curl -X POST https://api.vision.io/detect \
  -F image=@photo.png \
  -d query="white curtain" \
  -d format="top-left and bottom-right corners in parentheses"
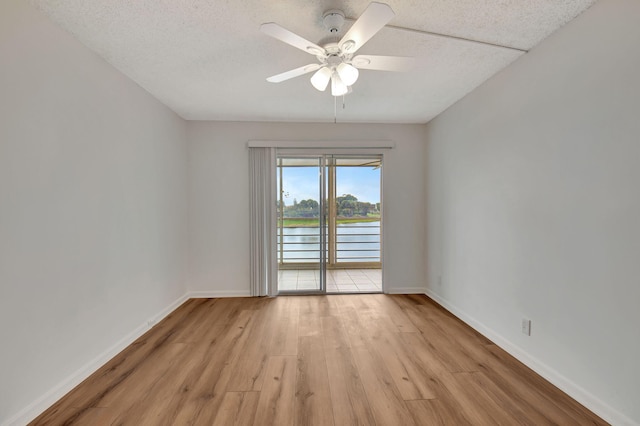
top-left (249, 147), bottom-right (277, 297)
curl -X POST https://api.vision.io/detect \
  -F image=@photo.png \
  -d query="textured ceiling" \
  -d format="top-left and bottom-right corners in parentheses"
top-left (30, 0), bottom-right (596, 123)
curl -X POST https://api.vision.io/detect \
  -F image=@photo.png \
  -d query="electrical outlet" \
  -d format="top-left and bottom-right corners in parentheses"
top-left (521, 319), bottom-right (531, 336)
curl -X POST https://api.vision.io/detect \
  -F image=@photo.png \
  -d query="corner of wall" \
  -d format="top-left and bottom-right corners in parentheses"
top-left (423, 289), bottom-right (639, 426)
top-left (2, 294), bottom-right (189, 426)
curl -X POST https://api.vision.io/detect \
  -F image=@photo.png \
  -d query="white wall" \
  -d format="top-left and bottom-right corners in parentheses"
top-left (188, 121), bottom-right (426, 295)
top-left (424, 0), bottom-right (640, 424)
top-left (0, 1), bottom-right (188, 423)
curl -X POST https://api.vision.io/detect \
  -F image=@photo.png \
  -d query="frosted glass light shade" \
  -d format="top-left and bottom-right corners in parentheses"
top-left (336, 63), bottom-right (359, 86)
top-left (331, 73), bottom-right (348, 96)
top-left (310, 67), bottom-right (332, 91)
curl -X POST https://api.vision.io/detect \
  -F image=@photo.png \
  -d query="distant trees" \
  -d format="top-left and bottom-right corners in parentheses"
top-left (336, 194), bottom-right (357, 217)
top-left (283, 194), bottom-right (378, 218)
top-left (297, 199), bottom-right (319, 216)
top-left (283, 198), bottom-right (319, 217)
top-left (336, 194), bottom-right (375, 217)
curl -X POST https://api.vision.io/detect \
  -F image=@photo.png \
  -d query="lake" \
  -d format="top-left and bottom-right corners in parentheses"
top-left (277, 221), bottom-right (380, 263)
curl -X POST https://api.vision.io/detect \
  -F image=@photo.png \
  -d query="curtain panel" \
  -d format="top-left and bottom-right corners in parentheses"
top-left (248, 147), bottom-right (277, 297)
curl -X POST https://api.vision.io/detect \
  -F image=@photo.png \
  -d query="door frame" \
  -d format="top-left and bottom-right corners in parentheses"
top-left (275, 151), bottom-right (384, 294)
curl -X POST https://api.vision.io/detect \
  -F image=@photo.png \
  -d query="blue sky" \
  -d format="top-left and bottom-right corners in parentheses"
top-left (280, 166), bottom-right (380, 205)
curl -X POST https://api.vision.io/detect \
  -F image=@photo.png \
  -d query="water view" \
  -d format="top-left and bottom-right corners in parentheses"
top-left (277, 156), bottom-right (382, 266)
top-left (277, 221), bottom-right (381, 263)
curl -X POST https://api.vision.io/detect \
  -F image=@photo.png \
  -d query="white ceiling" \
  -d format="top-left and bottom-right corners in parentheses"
top-left (30, 0), bottom-right (596, 123)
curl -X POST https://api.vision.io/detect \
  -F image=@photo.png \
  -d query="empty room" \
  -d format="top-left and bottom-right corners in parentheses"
top-left (1, 0), bottom-right (639, 425)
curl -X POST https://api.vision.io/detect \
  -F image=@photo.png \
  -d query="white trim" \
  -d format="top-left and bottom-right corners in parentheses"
top-left (186, 290), bottom-right (252, 298)
top-left (424, 289), bottom-right (638, 426)
top-left (4, 293), bottom-right (189, 426)
top-left (248, 140), bottom-right (395, 149)
top-left (386, 286), bottom-right (428, 294)
top-left (278, 148), bottom-right (388, 156)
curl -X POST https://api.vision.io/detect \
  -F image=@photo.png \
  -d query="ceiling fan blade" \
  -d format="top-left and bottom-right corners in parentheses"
top-left (266, 64), bottom-right (322, 83)
top-left (261, 23), bottom-right (326, 56)
top-left (352, 55), bottom-right (414, 72)
top-left (339, 2), bottom-right (395, 54)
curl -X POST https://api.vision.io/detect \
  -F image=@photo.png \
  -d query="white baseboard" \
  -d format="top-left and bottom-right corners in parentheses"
top-left (386, 286), bottom-right (427, 294)
top-left (186, 289), bottom-right (251, 298)
top-left (424, 289), bottom-right (638, 426)
top-left (3, 293), bottom-right (189, 426)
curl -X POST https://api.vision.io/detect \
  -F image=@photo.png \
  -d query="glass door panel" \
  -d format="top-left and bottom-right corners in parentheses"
top-left (333, 157), bottom-right (382, 267)
top-left (326, 156), bottom-right (382, 293)
top-left (277, 156), bottom-right (326, 293)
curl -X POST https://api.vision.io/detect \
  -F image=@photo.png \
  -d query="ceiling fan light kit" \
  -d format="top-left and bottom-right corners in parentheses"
top-left (260, 2), bottom-right (414, 99)
top-left (310, 67), bottom-right (332, 91)
top-left (331, 72), bottom-right (348, 97)
top-left (336, 63), bottom-right (359, 86)
top-left (310, 56), bottom-right (359, 96)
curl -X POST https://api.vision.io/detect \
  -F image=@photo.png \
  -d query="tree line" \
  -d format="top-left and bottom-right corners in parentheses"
top-left (280, 194), bottom-right (380, 218)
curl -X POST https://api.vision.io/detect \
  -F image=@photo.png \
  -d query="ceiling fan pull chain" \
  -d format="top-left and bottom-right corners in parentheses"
top-left (342, 95), bottom-right (346, 109)
top-left (334, 95), bottom-right (337, 123)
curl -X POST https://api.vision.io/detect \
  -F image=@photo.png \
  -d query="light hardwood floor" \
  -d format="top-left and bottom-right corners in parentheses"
top-left (31, 295), bottom-right (607, 425)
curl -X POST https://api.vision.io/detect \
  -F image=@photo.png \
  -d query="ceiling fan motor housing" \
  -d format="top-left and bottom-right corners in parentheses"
top-left (323, 10), bottom-right (345, 33)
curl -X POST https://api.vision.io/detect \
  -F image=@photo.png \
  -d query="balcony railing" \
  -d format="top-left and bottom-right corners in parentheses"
top-left (277, 221), bottom-right (380, 265)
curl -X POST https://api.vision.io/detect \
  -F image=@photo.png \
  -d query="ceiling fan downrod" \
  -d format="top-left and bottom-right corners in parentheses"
top-left (323, 9), bottom-right (345, 33)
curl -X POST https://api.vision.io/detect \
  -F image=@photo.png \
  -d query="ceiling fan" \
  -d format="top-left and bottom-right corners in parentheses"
top-left (260, 2), bottom-right (414, 97)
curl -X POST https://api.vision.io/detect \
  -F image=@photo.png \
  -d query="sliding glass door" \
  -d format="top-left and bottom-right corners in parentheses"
top-left (277, 155), bottom-right (382, 294)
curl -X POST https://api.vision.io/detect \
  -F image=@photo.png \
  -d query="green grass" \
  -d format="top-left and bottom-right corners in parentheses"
top-left (334, 217), bottom-right (380, 224)
top-left (282, 218), bottom-right (319, 227)
top-left (281, 216), bottom-right (380, 227)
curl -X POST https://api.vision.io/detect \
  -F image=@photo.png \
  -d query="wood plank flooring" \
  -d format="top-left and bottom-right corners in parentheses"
top-left (31, 295), bottom-right (607, 425)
